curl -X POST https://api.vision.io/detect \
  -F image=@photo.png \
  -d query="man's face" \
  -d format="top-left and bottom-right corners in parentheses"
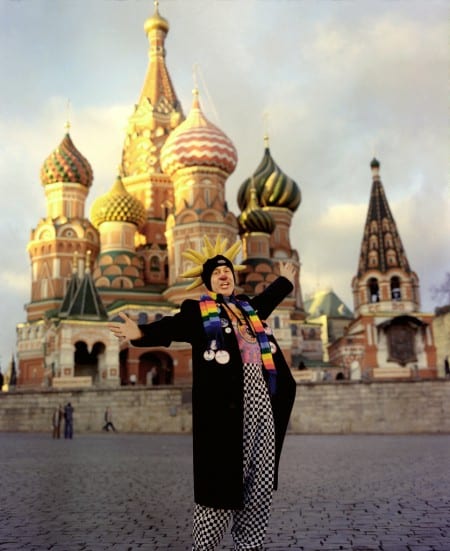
top-left (210, 265), bottom-right (235, 296)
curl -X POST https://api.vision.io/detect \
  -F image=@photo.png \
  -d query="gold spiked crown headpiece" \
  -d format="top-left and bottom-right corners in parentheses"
top-left (180, 235), bottom-right (246, 290)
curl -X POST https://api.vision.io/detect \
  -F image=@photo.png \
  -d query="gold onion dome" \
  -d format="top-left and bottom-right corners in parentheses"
top-left (160, 89), bottom-right (238, 177)
top-left (238, 183), bottom-right (275, 234)
top-left (237, 144), bottom-right (301, 212)
top-left (90, 176), bottom-right (146, 229)
top-left (40, 133), bottom-right (93, 187)
top-left (144, 1), bottom-right (169, 34)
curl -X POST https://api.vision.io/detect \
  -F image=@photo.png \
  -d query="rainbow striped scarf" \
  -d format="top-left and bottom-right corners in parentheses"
top-left (199, 292), bottom-right (277, 396)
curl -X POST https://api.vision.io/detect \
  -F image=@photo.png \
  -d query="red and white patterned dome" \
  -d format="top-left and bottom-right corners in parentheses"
top-left (160, 90), bottom-right (238, 176)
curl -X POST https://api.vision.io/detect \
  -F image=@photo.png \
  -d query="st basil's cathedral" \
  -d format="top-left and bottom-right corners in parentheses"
top-left (14, 3), bottom-right (437, 389)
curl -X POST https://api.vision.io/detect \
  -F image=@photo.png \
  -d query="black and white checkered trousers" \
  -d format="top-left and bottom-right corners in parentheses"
top-left (192, 362), bottom-right (275, 550)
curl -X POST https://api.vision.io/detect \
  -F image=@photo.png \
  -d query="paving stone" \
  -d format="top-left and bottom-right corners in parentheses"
top-left (0, 433), bottom-right (449, 550)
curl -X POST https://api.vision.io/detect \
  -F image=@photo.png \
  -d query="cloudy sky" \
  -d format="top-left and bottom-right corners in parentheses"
top-left (0, 0), bottom-right (448, 371)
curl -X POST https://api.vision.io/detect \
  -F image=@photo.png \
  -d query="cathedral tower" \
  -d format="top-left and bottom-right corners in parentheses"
top-left (120, 1), bottom-right (184, 283)
top-left (237, 135), bottom-right (303, 311)
top-left (329, 158), bottom-right (436, 380)
top-left (352, 158), bottom-right (420, 316)
top-left (160, 89), bottom-right (239, 304)
top-left (26, 128), bottom-right (99, 322)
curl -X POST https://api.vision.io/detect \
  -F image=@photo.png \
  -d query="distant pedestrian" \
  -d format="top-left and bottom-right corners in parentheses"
top-left (445, 356), bottom-right (450, 379)
top-left (52, 404), bottom-right (63, 439)
top-left (64, 402), bottom-right (74, 439)
top-left (102, 407), bottom-right (117, 432)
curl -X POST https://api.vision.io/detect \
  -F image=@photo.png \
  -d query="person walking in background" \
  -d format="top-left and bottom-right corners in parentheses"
top-left (52, 404), bottom-right (63, 439)
top-left (444, 356), bottom-right (450, 379)
top-left (102, 406), bottom-right (117, 432)
top-left (109, 235), bottom-right (297, 551)
top-left (64, 402), bottom-right (74, 439)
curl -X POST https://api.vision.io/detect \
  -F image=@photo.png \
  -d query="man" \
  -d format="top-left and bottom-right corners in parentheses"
top-left (109, 236), bottom-right (296, 550)
top-left (64, 402), bottom-right (74, 439)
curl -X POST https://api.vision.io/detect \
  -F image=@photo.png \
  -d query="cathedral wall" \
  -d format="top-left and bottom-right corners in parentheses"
top-left (1, 380), bottom-right (449, 434)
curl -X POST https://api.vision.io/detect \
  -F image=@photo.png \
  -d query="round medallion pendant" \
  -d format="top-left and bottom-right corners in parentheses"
top-left (215, 350), bottom-right (230, 364)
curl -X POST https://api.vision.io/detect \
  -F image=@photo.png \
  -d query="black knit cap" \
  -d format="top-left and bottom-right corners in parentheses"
top-left (201, 255), bottom-right (235, 291)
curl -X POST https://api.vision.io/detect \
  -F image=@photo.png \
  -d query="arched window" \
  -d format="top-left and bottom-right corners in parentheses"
top-left (367, 277), bottom-right (379, 303)
top-left (150, 256), bottom-right (160, 272)
top-left (390, 276), bottom-right (401, 300)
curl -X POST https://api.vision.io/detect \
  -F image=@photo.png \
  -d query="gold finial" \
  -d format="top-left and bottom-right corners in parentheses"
top-left (263, 112), bottom-right (270, 148)
top-left (192, 67), bottom-right (200, 108)
top-left (64, 99), bottom-right (71, 132)
top-left (72, 251), bottom-right (79, 274)
top-left (193, 63), bottom-right (199, 92)
top-left (248, 177), bottom-right (259, 210)
top-left (85, 250), bottom-right (92, 273)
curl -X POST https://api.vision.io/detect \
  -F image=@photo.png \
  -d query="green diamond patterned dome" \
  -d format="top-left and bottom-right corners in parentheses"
top-left (40, 133), bottom-right (93, 187)
top-left (90, 176), bottom-right (146, 229)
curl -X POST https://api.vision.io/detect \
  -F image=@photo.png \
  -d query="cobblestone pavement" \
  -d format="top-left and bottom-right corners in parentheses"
top-left (0, 432), bottom-right (448, 551)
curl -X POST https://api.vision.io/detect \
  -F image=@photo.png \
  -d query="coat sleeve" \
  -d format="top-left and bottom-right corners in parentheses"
top-left (246, 276), bottom-right (293, 320)
top-left (130, 299), bottom-right (201, 348)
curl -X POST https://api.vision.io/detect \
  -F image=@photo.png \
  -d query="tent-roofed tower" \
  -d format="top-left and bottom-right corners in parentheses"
top-left (329, 158), bottom-right (436, 381)
top-left (120, 0), bottom-right (184, 285)
top-left (352, 158), bottom-right (420, 315)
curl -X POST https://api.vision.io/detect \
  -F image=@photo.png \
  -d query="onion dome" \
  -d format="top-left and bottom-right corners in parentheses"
top-left (371, 157), bottom-right (380, 170)
top-left (237, 139), bottom-right (301, 212)
top-left (238, 181), bottom-right (275, 234)
top-left (160, 89), bottom-right (238, 176)
top-left (40, 132), bottom-right (93, 187)
top-left (144, 1), bottom-right (169, 34)
top-left (260, 166), bottom-right (301, 211)
top-left (90, 176), bottom-right (146, 229)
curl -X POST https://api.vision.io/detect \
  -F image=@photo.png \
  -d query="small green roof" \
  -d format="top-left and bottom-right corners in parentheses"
top-left (304, 289), bottom-right (353, 319)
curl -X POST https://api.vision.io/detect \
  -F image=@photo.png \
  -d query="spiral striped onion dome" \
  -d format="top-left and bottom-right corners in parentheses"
top-left (238, 184), bottom-right (275, 234)
top-left (237, 141), bottom-right (301, 212)
top-left (40, 132), bottom-right (93, 187)
top-left (90, 176), bottom-right (146, 229)
top-left (160, 89), bottom-right (238, 176)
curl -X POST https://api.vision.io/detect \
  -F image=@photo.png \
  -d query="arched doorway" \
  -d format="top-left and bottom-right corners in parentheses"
top-left (74, 341), bottom-right (105, 384)
top-left (119, 348), bottom-right (129, 385)
top-left (138, 351), bottom-right (174, 385)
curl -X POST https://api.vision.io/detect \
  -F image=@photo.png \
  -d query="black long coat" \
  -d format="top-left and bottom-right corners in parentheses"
top-left (132, 276), bottom-right (296, 509)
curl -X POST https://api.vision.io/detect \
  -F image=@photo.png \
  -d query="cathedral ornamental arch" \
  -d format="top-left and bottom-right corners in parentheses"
top-left (377, 316), bottom-right (425, 367)
top-left (73, 340), bottom-right (106, 383)
top-left (150, 255), bottom-right (160, 272)
top-left (138, 351), bottom-right (174, 385)
top-left (36, 227), bottom-right (55, 241)
top-left (200, 210), bottom-right (222, 223)
top-left (367, 277), bottom-right (380, 303)
top-left (177, 211), bottom-right (198, 224)
top-left (115, 254), bottom-right (132, 266)
top-left (390, 275), bottom-right (402, 300)
top-left (111, 277), bottom-right (133, 289)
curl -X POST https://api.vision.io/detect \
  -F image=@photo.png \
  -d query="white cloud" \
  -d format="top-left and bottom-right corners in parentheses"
top-left (0, 0), bottom-right (448, 366)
